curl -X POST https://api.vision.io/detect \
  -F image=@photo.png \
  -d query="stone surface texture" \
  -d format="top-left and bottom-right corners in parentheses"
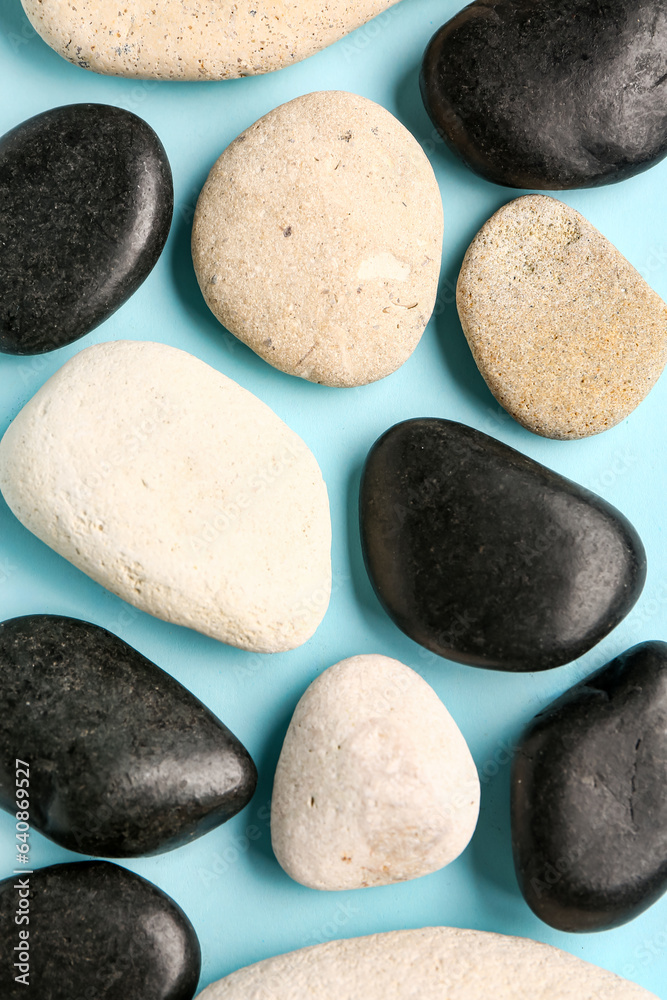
top-left (420, 0), bottom-right (667, 189)
top-left (0, 104), bottom-right (172, 355)
top-left (457, 196), bottom-right (667, 439)
top-left (196, 927), bottom-right (657, 999)
top-left (512, 641), bottom-right (667, 932)
top-left (271, 654), bottom-right (479, 889)
top-left (192, 91), bottom-right (443, 387)
top-left (360, 419), bottom-right (646, 671)
top-left (21, 0), bottom-right (401, 79)
top-left (0, 341), bottom-right (331, 652)
top-left (0, 861), bottom-right (201, 1000)
top-left (0, 615), bottom-right (257, 857)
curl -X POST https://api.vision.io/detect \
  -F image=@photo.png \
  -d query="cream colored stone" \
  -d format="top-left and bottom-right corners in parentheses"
top-left (196, 927), bottom-right (657, 999)
top-left (457, 194), bottom-right (667, 439)
top-left (192, 92), bottom-right (443, 387)
top-left (20, 0), bottom-right (401, 79)
top-left (271, 655), bottom-right (479, 890)
top-left (0, 340), bottom-right (331, 653)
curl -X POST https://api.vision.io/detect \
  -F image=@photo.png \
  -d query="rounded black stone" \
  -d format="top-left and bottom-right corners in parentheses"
top-left (0, 615), bottom-right (257, 856)
top-left (511, 642), bottom-right (667, 931)
top-left (420, 0), bottom-right (667, 190)
top-left (359, 419), bottom-right (646, 671)
top-left (0, 104), bottom-right (173, 355)
top-left (0, 860), bottom-right (201, 999)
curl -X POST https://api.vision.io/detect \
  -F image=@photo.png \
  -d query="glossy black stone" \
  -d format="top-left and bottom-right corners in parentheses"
top-left (359, 419), bottom-right (646, 671)
top-left (0, 104), bottom-right (173, 355)
top-left (0, 860), bottom-right (200, 999)
top-left (512, 642), bottom-right (667, 931)
top-left (0, 615), bottom-right (257, 856)
top-left (420, 0), bottom-right (667, 190)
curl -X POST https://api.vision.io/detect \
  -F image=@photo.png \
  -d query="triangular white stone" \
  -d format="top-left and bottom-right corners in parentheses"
top-left (271, 654), bottom-right (480, 889)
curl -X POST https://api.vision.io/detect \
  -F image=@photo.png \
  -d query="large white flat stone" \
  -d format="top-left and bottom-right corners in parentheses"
top-left (20, 1), bottom-right (402, 80)
top-left (196, 927), bottom-right (656, 999)
top-left (0, 340), bottom-right (331, 652)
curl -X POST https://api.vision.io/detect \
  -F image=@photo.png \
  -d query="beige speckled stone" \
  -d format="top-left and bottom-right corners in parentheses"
top-left (457, 195), bottom-right (667, 439)
top-left (196, 927), bottom-right (658, 1000)
top-left (0, 340), bottom-right (331, 653)
top-left (20, 0), bottom-right (401, 79)
top-left (271, 655), bottom-right (479, 890)
top-left (192, 92), bottom-right (444, 387)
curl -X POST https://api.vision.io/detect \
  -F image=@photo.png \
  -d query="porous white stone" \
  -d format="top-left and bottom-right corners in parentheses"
top-left (20, 0), bottom-right (402, 80)
top-left (457, 195), bottom-right (667, 439)
top-left (196, 927), bottom-right (656, 1000)
top-left (271, 655), bottom-right (480, 889)
top-left (192, 92), bottom-right (443, 388)
top-left (0, 340), bottom-right (331, 653)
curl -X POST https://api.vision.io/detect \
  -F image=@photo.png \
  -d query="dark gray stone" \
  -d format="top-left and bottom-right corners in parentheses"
top-left (420, 0), bottom-right (667, 189)
top-left (0, 615), bottom-right (257, 856)
top-left (0, 860), bottom-right (200, 999)
top-left (359, 419), bottom-right (646, 671)
top-left (512, 641), bottom-right (667, 931)
top-left (0, 104), bottom-right (173, 355)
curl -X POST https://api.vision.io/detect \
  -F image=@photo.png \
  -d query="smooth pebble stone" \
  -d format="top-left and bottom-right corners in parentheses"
top-left (0, 341), bottom-right (331, 652)
top-left (271, 654), bottom-right (479, 890)
top-left (0, 104), bottom-right (172, 355)
top-left (192, 91), bottom-right (443, 387)
top-left (196, 926), bottom-right (656, 999)
top-left (21, 0), bottom-right (399, 79)
top-left (512, 641), bottom-right (667, 932)
top-left (0, 614), bottom-right (257, 857)
top-left (420, 0), bottom-right (667, 189)
top-left (360, 419), bottom-right (646, 672)
top-left (0, 860), bottom-right (200, 1000)
top-left (456, 196), bottom-right (667, 440)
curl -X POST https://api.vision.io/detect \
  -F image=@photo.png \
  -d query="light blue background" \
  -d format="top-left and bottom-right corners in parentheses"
top-left (1, 1), bottom-right (666, 994)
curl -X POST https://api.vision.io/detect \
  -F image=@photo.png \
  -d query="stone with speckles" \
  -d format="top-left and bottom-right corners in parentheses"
top-left (0, 861), bottom-right (201, 1000)
top-left (0, 614), bottom-right (257, 857)
top-left (456, 196), bottom-right (667, 439)
top-left (512, 641), bottom-right (667, 932)
top-left (271, 654), bottom-right (479, 890)
top-left (0, 104), bottom-right (172, 355)
top-left (192, 91), bottom-right (443, 388)
top-left (21, 0), bottom-right (402, 80)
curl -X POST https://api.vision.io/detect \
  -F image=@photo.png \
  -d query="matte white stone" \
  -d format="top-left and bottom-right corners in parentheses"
top-left (192, 92), bottom-right (443, 388)
top-left (21, 0), bottom-right (401, 80)
top-left (271, 655), bottom-right (480, 889)
top-left (196, 927), bottom-right (656, 1000)
top-left (0, 341), bottom-right (331, 653)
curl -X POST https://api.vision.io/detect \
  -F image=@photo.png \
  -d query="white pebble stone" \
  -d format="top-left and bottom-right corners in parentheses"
top-left (196, 926), bottom-right (657, 1000)
top-left (192, 92), bottom-right (443, 388)
top-left (21, 0), bottom-right (401, 80)
top-left (0, 340), bottom-right (331, 653)
top-left (271, 654), bottom-right (480, 889)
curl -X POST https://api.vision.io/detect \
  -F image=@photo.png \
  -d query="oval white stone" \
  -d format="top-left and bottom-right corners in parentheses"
top-left (20, 0), bottom-right (401, 80)
top-left (271, 655), bottom-right (480, 889)
top-left (0, 341), bottom-right (331, 653)
top-left (196, 927), bottom-right (656, 999)
top-left (192, 92), bottom-right (444, 388)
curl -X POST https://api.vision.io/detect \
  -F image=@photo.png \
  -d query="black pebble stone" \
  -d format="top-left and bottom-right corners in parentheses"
top-left (0, 103), bottom-right (173, 355)
top-left (420, 0), bottom-right (667, 190)
top-left (0, 615), bottom-right (257, 857)
top-left (0, 860), bottom-right (201, 1000)
top-left (511, 642), bottom-right (667, 931)
top-left (359, 419), bottom-right (646, 672)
